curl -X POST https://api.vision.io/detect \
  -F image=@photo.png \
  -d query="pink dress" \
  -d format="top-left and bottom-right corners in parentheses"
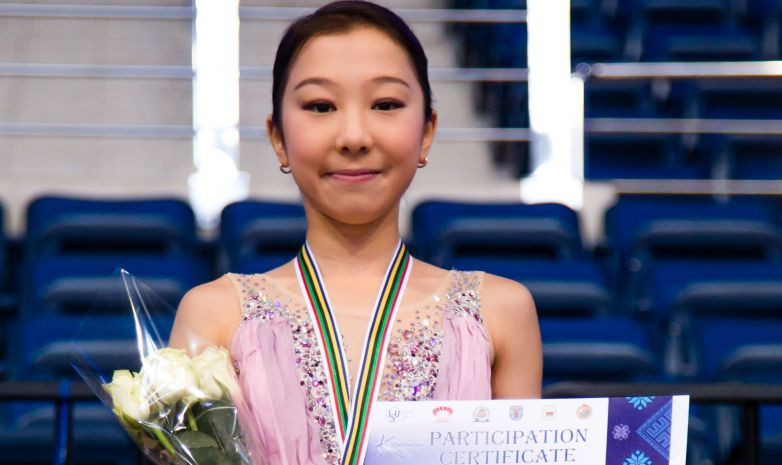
top-left (226, 269), bottom-right (492, 465)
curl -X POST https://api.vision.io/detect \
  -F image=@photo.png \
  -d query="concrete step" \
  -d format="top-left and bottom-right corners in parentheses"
top-left (0, 76), bottom-right (191, 124)
top-left (0, 16), bottom-right (190, 65)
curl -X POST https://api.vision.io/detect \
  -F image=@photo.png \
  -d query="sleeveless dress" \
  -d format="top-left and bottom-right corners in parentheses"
top-left (226, 269), bottom-right (492, 465)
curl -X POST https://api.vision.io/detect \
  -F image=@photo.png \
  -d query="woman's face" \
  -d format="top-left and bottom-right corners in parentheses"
top-left (268, 26), bottom-right (437, 226)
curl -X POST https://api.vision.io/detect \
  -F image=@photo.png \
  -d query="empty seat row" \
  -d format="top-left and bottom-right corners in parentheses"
top-left (2, 194), bottom-right (782, 318)
top-left (451, 0), bottom-right (782, 65)
top-left (586, 133), bottom-right (782, 181)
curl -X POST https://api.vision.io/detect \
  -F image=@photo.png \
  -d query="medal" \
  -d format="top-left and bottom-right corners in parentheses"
top-left (295, 239), bottom-right (412, 465)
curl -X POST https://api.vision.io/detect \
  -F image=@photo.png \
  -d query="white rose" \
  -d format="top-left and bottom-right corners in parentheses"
top-left (104, 370), bottom-right (150, 422)
top-left (190, 346), bottom-right (241, 400)
top-left (139, 347), bottom-right (200, 405)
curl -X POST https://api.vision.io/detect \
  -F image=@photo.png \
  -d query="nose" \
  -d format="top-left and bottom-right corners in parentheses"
top-left (335, 105), bottom-right (373, 155)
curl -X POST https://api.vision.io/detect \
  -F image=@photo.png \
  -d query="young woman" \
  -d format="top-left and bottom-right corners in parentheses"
top-left (170, 2), bottom-right (541, 464)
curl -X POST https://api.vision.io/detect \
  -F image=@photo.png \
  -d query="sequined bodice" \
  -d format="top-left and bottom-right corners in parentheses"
top-left (228, 269), bottom-right (487, 465)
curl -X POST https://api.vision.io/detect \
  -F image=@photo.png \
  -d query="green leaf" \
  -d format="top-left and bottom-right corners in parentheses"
top-left (196, 403), bottom-right (241, 452)
top-left (188, 447), bottom-right (241, 465)
top-left (176, 430), bottom-right (218, 450)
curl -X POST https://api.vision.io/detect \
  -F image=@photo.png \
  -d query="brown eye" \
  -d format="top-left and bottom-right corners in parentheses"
top-left (305, 102), bottom-right (335, 113)
top-left (373, 100), bottom-right (403, 111)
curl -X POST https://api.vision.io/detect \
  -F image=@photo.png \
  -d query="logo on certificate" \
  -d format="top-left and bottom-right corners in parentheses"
top-left (472, 407), bottom-right (490, 422)
top-left (509, 405), bottom-right (524, 421)
top-left (576, 403), bottom-right (592, 419)
top-left (542, 405), bottom-right (557, 420)
top-left (432, 406), bottom-right (453, 422)
top-left (386, 408), bottom-right (414, 423)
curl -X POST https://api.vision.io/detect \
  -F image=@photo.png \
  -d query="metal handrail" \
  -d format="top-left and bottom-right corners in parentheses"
top-left (0, 3), bottom-right (525, 23)
top-left (0, 63), bottom-right (528, 82)
top-left (0, 122), bottom-right (193, 138)
top-left (0, 380), bottom-right (778, 465)
top-left (579, 61), bottom-right (782, 137)
top-left (605, 179), bottom-right (782, 195)
top-left (239, 6), bottom-right (526, 23)
top-left (582, 60), bottom-right (782, 79)
top-left (0, 63), bottom-right (193, 79)
top-left (586, 118), bottom-right (782, 135)
top-left (0, 3), bottom-right (193, 19)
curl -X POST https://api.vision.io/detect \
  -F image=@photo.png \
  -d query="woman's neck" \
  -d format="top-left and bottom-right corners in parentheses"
top-left (304, 204), bottom-right (402, 278)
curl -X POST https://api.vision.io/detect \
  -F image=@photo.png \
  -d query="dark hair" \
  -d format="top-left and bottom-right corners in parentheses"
top-left (271, 0), bottom-right (433, 131)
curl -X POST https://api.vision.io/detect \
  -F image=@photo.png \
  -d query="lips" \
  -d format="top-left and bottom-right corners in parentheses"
top-left (328, 169), bottom-right (380, 183)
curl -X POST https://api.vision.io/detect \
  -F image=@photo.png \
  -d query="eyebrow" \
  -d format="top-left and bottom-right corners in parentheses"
top-left (293, 77), bottom-right (335, 91)
top-left (371, 76), bottom-right (411, 88)
top-left (292, 75), bottom-right (411, 91)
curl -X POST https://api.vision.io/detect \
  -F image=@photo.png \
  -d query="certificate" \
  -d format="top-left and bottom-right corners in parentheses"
top-left (366, 396), bottom-right (689, 465)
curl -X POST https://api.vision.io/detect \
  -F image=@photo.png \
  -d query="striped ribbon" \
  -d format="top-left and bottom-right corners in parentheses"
top-left (294, 240), bottom-right (412, 465)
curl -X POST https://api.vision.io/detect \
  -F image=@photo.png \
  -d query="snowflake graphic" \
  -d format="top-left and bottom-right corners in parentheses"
top-left (626, 396), bottom-right (655, 410)
top-left (612, 424), bottom-right (631, 440)
top-left (623, 450), bottom-right (652, 465)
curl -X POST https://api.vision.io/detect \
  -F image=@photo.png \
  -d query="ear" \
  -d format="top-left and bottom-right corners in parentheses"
top-left (267, 114), bottom-right (289, 167)
top-left (419, 109), bottom-right (438, 164)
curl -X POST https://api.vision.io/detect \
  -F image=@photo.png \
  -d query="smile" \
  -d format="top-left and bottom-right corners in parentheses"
top-left (328, 170), bottom-right (380, 183)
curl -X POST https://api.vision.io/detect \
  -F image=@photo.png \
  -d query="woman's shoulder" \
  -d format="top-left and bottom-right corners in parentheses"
top-left (479, 271), bottom-right (536, 314)
top-left (448, 265), bottom-right (538, 349)
top-left (181, 275), bottom-right (242, 318)
top-left (170, 274), bottom-right (242, 351)
top-left (412, 259), bottom-right (535, 315)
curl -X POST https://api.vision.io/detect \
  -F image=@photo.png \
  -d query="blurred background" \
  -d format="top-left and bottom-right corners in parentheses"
top-left (0, 0), bottom-right (781, 464)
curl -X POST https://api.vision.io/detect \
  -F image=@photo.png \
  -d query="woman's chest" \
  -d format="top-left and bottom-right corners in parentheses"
top-left (238, 290), bottom-right (447, 402)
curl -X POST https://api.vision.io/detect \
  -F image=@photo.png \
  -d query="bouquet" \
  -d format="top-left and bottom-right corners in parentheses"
top-left (71, 269), bottom-right (256, 465)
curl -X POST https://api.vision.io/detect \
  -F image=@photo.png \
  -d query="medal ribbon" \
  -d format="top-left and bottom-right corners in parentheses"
top-left (294, 240), bottom-right (412, 465)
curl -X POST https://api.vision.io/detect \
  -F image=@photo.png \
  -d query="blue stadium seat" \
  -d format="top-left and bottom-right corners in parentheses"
top-left (697, 134), bottom-right (782, 180)
top-left (647, 261), bottom-right (782, 320)
top-left (723, 135), bottom-right (782, 180)
top-left (494, 82), bottom-right (528, 128)
top-left (604, 195), bottom-right (782, 315)
top-left (10, 268), bottom-right (176, 381)
top-left (22, 255), bottom-right (205, 317)
top-left (540, 317), bottom-right (659, 383)
top-left (452, 257), bottom-right (613, 317)
top-left (487, 22), bottom-right (527, 69)
top-left (747, 0), bottom-right (782, 58)
top-left (643, 26), bottom-right (760, 61)
top-left (0, 309), bottom-right (172, 464)
top-left (2, 267), bottom-right (175, 464)
top-left (0, 422), bottom-right (134, 465)
top-left (0, 203), bottom-right (6, 378)
top-left (219, 200), bottom-right (306, 273)
top-left (572, 25), bottom-right (624, 64)
top-left (25, 196), bottom-right (198, 260)
top-left (762, 406), bottom-right (782, 465)
top-left (643, 261), bottom-right (782, 373)
top-left (606, 195), bottom-right (782, 270)
top-left (411, 200), bottom-right (583, 266)
top-left (570, 0), bottom-right (602, 25)
top-left (584, 79), bottom-right (658, 118)
top-left (649, 260), bottom-right (782, 461)
top-left (693, 319), bottom-right (782, 382)
top-left (0, 314), bottom-right (167, 465)
top-left (622, 0), bottom-right (763, 61)
top-left (586, 133), bottom-right (709, 179)
top-left (633, 0), bottom-right (731, 25)
top-left (451, 1), bottom-right (527, 69)
top-left (693, 79), bottom-right (782, 119)
top-left (0, 203), bottom-right (5, 297)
